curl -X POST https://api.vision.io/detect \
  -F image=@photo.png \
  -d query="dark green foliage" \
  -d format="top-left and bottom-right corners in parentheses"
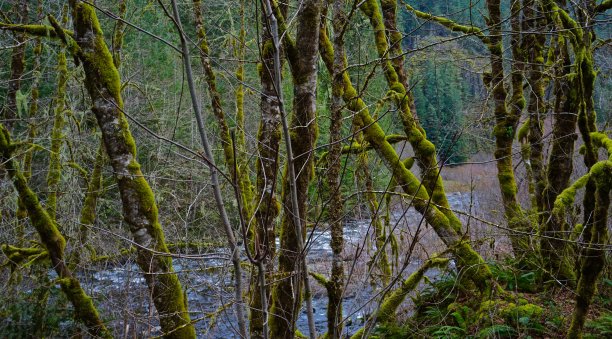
top-left (585, 312), bottom-right (612, 338)
top-left (412, 59), bottom-right (468, 163)
top-left (475, 324), bottom-right (517, 338)
top-left (413, 271), bottom-right (462, 323)
top-left (0, 286), bottom-right (79, 338)
top-left (489, 260), bottom-right (538, 292)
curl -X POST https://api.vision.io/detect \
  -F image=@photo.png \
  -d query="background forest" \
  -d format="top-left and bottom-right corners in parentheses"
top-left (0, 0), bottom-right (610, 338)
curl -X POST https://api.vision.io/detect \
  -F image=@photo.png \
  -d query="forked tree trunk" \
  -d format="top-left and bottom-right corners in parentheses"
top-left (250, 3), bottom-right (283, 338)
top-left (267, 0), bottom-right (322, 337)
top-left (361, 0), bottom-right (462, 234)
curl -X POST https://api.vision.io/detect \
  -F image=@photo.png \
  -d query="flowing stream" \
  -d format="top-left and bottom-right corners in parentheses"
top-left (77, 192), bottom-right (476, 337)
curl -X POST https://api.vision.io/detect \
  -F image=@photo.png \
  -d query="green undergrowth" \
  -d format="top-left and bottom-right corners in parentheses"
top-left (366, 259), bottom-right (610, 338)
top-left (0, 285), bottom-right (83, 338)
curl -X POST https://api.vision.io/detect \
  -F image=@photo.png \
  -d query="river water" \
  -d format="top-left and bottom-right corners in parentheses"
top-left (78, 192), bottom-right (477, 337)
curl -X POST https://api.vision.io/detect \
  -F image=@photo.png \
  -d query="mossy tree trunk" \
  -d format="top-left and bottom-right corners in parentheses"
top-left (523, 0), bottom-right (547, 214)
top-left (68, 1), bottom-right (195, 337)
top-left (510, 0), bottom-right (535, 208)
top-left (540, 33), bottom-right (577, 283)
top-left (249, 4), bottom-right (285, 338)
top-left (192, 0), bottom-right (254, 222)
top-left (324, 2), bottom-right (346, 337)
top-left (319, 15), bottom-right (492, 293)
top-left (268, 0), bottom-right (322, 337)
top-left (361, 0), bottom-right (462, 234)
top-left (46, 11), bottom-right (70, 220)
top-left (0, 126), bottom-right (111, 338)
top-left (485, 0), bottom-right (534, 256)
top-left (234, 0), bottom-right (252, 232)
top-left (69, 0), bottom-right (124, 269)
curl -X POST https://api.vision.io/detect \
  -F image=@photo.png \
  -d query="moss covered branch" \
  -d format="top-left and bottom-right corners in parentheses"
top-left (2, 244), bottom-right (48, 268)
top-left (0, 22), bottom-right (73, 39)
top-left (318, 134), bottom-right (407, 164)
top-left (590, 132), bottom-right (612, 159)
top-left (0, 125), bottom-right (110, 338)
top-left (46, 21), bottom-right (69, 219)
top-left (404, 4), bottom-right (489, 43)
top-left (350, 258), bottom-right (450, 338)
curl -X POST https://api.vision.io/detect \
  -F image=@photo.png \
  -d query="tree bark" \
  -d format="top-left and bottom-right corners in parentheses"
top-left (46, 14), bottom-right (69, 219)
top-left (324, 2), bottom-right (346, 337)
top-left (68, 2), bottom-right (195, 337)
top-left (540, 34), bottom-right (576, 283)
top-left (267, 0), bottom-right (322, 336)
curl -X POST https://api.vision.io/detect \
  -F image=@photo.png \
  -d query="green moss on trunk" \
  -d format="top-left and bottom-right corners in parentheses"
top-left (0, 125), bottom-right (110, 338)
top-left (523, 0), bottom-right (547, 214)
top-left (250, 5), bottom-right (283, 338)
top-left (69, 2), bottom-right (195, 337)
top-left (568, 161), bottom-right (611, 338)
top-left (319, 21), bottom-right (492, 292)
top-left (350, 258), bottom-right (449, 338)
top-left (360, 0), bottom-right (461, 233)
top-left (46, 45), bottom-right (69, 220)
top-left (269, 1), bottom-right (322, 336)
top-left (325, 3), bottom-right (346, 336)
